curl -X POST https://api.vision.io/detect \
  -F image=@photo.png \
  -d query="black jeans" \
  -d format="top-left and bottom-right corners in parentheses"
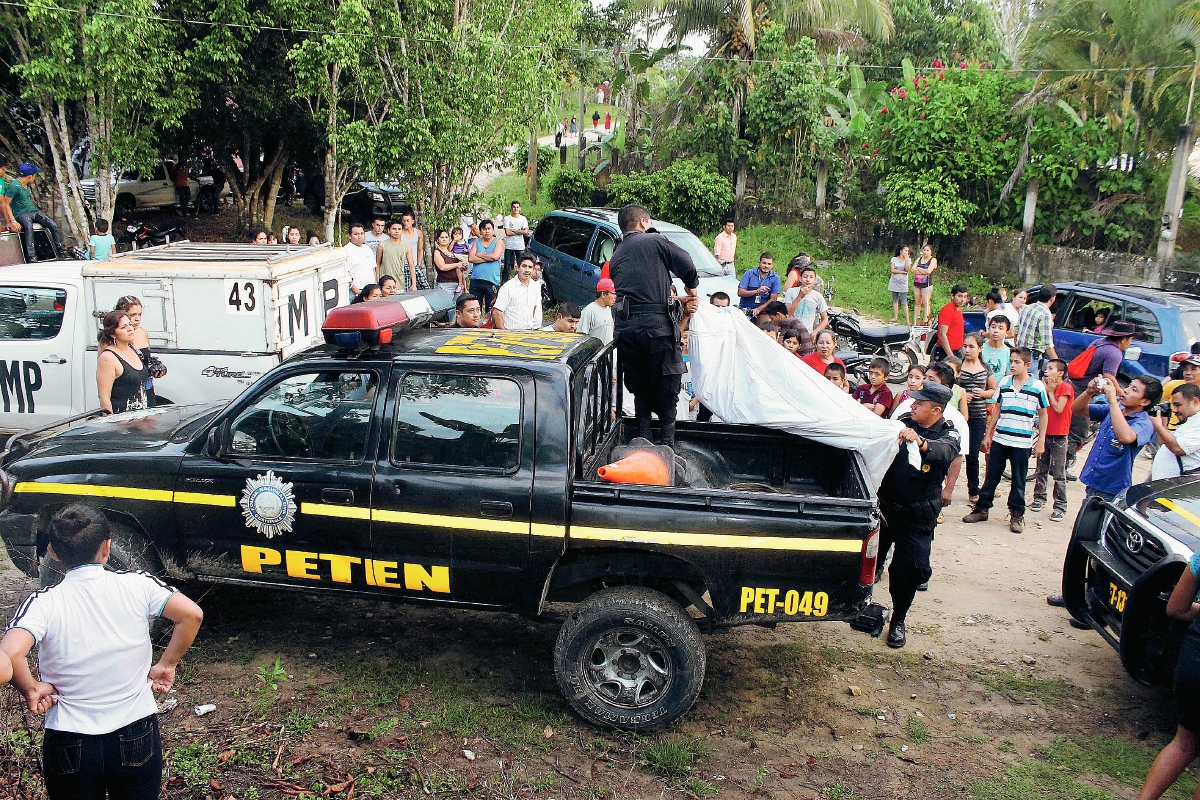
top-left (965, 416), bottom-right (987, 496)
top-left (43, 715), bottom-right (161, 800)
top-left (975, 440), bottom-right (1031, 516)
top-left (502, 248), bottom-right (525, 284)
top-left (175, 186), bottom-right (190, 214)
top-left (469, 279), bottom-right (498, 313)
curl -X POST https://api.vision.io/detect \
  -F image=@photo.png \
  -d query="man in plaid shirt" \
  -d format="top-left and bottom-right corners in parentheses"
top-left (1016, 284), bottom-right (1059, 376)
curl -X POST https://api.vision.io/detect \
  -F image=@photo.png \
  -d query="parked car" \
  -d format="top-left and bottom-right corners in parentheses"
top-left (0, 295), bottom-right (882, 731)
top-left (341, 182), bottom-right (409, 222)
top-left (79, 160), bottom-right (200, 216)
top-left (1061, 477), bottom-right (1200, 684)
top-left (527, 208), bottom-right (741, 309)
top-left (963, 282), bottom-right (1200, 380)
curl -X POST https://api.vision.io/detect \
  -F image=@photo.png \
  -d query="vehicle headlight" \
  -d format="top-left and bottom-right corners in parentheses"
top-left (369, 192), bottom-right (385, 202)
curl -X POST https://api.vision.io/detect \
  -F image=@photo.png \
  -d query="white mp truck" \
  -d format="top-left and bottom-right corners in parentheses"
top-left (0, 242), bottom-right (352, 441)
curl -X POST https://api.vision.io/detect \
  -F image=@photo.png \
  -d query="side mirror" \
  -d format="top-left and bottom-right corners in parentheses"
top-left (203, 424), bottom-right (224, 457)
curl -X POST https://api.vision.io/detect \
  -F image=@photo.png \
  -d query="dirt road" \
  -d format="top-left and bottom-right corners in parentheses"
top-left (0, 445), bottom-right (1191, 800)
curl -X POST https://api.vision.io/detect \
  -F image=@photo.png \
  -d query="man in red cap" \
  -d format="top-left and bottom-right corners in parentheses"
top-left (578, 277), bottom-right (616, 345)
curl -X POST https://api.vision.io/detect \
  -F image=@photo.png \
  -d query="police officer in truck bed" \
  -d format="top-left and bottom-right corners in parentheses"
top-left (609, 204), bottom-right (699, 449)
top-left (877, 381), bottom-right (960, 648)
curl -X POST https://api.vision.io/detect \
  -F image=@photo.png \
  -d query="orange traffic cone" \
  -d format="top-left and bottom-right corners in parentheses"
top-left (597, 450), bottom-right (670, 486)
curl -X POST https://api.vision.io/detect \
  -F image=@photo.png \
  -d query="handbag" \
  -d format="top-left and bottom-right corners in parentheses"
top-left (148, 355), bottom-right (167, 379)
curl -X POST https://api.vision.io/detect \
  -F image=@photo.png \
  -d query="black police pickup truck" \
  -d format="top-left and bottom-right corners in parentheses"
top-left (1063, 478), bottom-right (1200, 683)
top-left (0, 290), bottom-right (882, 731)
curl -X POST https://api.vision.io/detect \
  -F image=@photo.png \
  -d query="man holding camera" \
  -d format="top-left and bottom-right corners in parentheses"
top-left (1151, 383), bottom-right (1200, 480)
top-left (1047, 371), bottom-right (1162, 611)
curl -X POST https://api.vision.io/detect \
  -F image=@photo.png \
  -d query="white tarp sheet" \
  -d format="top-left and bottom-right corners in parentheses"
top-left (687, 302), bottom-right (907, 492)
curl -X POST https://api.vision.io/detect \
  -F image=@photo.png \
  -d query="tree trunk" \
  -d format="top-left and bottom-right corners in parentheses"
top-left (815, 159), bottom-right (828, 210)
top-left (262, 153), bottom-right (287, 234)
top-left (577, 38), bottom-right (587, 172)
top-left (1019, 179), bottom-right (1039, 282)
top-left (39, 100), bottom-right (89, 243)
top-left (527, 127), bottom-right (538, 205)
top-left (1157, 124), bottom-right (1195, 276)
top-left (731, 73), bottom-right (747, 204)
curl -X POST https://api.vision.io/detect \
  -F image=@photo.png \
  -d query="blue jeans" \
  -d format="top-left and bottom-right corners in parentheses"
top-left (17, 210), bottom-right (64, 261)
top-left (437, 282), bottom-right (459, 323)
top-left (1084, 487), bottom-right (1117, 503)
top-left (43, 714), bottom-right (161, 800)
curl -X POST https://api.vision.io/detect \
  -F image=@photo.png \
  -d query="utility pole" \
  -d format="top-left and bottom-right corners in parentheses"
top-left (527, 127), bottom-right (539, 205)
top-left (578, 37), bottom-right (587, 172)
top-left (1157, 123), bottom-right (1196, 282)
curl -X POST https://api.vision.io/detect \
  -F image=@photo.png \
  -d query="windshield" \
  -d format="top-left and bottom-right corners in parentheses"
top-left (659, 230), bottom-right (727, 278)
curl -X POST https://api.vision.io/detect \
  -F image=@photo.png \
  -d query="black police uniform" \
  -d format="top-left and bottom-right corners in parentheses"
top-left (877, 410), bottom-right (960, 637)
top-left (609, 228), bottom-right (699, 447)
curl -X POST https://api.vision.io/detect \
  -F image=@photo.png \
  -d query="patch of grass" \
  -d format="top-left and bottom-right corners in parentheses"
top-left (755, 642), bottom-right (824, 681)
top-left (972, 758), bottom-right (1112, 800)
top-left (823, 784), bottom-right (863, 799)
top-left (639, 735), bottom-right (712, 778)
top-left (750, 764), bottom-right (770, 792)
top-left (687, 777), bottom-right (721, 797)
top-left (530, 775), bottom-right (555, 791)
top-left (979, 670), bottom-right (1080, 708)
top-left (1040, 735), bottom-right (1197, 797)
top-left (824, 251), bottom-right (993, 322)
top-left (256, 657), bottom-right (287, 690)
top-left (167, 741), bottom-right (220, 791)
top-left (998, 739), bottom-right (1016, 752)
top-left (724, 223), bottom-right (831, 272)
top-left (483, 165), bottom-right (570, 222)
top-left (283, 708), bottom-right (317, 737)
top-left (905, 715), bottom-right (932, 744)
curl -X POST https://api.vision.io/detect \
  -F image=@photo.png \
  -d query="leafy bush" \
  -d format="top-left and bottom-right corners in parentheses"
top-left (882, 168), bottom-right (976, 238)
top-left (546, 169), bottom-right (594, 208)
top-left (607, 159), bottom-right (733, 231)
top-left (507, 145), bottom-right (557, 176)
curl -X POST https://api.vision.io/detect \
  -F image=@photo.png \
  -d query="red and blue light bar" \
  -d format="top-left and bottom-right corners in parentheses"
top-left (322, 288), bottom-right (456, 347)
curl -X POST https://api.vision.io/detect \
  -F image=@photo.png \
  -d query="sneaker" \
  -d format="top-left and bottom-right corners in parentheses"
top-left (916, 582), bottom-right (929, 591)
top-left (1029, 500), bottom-right (1045, 512)
top-left (1010, 516), bottom-right (1024, 534)
top-left (963, 510), bottom-right (989, 523)
top-left (937, 514), bottom-right (945, 524)
top-left (1050, 509), bottom-right (1066, 522)
top-left (1047, 593), bottom-right (1066, 607)
top-left (1069, 617), bottom-right (1090, 630)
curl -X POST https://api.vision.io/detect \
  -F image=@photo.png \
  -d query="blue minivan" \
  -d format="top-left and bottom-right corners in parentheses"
top-left (527, 208), bottom-right (740, 308)
top-left (964, 282), bottom-right (1200, 380)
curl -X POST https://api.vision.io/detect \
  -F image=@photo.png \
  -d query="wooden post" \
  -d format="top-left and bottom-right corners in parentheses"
top-left (815, 159), bottom-right (828, 211)
top-left (1157, 124), bottom-right (1196, 283)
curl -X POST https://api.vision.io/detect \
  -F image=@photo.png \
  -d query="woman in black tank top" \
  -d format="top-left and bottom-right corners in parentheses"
top-left (97, 310), bottom-right (149, 413)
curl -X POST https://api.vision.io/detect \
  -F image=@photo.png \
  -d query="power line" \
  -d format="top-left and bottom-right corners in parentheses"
top-left (0, 0), bottom-right (1194, 75)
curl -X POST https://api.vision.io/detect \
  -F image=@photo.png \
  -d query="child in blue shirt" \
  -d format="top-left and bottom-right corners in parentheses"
top-left (88, 219), bottom-right (116, 261)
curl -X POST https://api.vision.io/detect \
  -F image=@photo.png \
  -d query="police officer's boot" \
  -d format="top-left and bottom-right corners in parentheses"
top-left (660, 421), bottom-right (676, 449)
top-left (638, 416), bottom-right (653, 441)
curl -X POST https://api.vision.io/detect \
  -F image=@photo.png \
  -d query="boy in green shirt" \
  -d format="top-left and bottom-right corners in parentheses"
top-left (9, 162), bottom-right (64, 262)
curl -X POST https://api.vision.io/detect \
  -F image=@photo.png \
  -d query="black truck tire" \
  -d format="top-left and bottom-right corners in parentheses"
top-left (554, 586), bottom-right (706, 732)
top-left (39, 521), bottom-right (161, 587)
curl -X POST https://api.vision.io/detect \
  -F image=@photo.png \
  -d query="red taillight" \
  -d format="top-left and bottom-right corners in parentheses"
top-left (860, 529), bottom-right (880, 586)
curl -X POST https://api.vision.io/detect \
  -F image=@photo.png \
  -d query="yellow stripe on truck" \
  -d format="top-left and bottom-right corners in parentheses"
top-left (1157, 497), bottom-right (1200, 530)
top-left (570, 526), bottom-right (862, 552)
top-left (14, 482), bottom-right (174, 503)
top-left (12, 482), bottom-right (859, 552)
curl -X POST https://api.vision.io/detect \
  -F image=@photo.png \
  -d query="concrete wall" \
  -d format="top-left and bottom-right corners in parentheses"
top-left (937, 230), bottom-right (1161, 288)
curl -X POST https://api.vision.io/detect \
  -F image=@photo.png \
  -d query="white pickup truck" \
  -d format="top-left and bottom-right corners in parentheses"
top-left (0, 242), bottom-right (351, 439)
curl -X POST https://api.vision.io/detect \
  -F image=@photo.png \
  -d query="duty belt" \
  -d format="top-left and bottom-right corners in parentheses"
top-left (627, 302), bottom-right (668, 316)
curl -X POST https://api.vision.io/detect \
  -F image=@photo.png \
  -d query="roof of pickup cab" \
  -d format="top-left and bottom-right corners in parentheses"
top-left (0, 243), bottom-right (349, 283)
top-left (87, 242), bottom-right (348, 280)
top-left (298, 327), bottom-right (607, 371)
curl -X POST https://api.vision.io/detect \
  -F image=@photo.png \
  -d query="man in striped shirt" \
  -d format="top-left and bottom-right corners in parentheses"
top-left (1015, 284), bottom-right (1058, 376)
top-left (963, 347), bottom-right (1048, 533)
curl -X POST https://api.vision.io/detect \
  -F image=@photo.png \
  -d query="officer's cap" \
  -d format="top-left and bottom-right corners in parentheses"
top-left (909, 382), bottom-right (952, 407)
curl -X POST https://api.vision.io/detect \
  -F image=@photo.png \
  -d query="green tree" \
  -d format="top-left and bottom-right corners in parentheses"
top-left (882, 167), bottom-right (977, 239)
top-left (4, 0), bottom-right (196, 238)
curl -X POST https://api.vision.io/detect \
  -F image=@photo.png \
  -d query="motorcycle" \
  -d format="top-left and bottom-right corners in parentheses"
top-left (117, 216), bottom-right (186, 250)
top-left (829, 310), bottom-right (919, 382)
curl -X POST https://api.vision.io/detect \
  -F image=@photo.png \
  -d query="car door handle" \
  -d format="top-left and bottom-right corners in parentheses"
top-left (321, 488), bottom-right (355, 505)
top-left (480, 500), bottom-right (513, 519)
top-left (41, 356), bottom-right (66, 364)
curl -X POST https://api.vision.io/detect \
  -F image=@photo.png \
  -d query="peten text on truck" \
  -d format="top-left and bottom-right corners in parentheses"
top-left (0, 243), bottom-right (352, 437)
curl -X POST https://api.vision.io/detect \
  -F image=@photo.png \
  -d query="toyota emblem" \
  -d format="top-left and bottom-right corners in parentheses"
top-left (1127, 531), bottom-right (1145, 553)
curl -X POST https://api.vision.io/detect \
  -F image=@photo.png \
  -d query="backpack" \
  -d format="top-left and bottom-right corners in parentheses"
top-left (1067, 345), bottom-right (1097, 381)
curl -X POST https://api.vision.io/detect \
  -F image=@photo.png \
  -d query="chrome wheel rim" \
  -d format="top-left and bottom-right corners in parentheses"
top-left (581, 626), bottom-right (673, 709)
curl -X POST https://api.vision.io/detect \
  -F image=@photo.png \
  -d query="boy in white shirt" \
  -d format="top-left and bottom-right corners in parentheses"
top-left (784, 265), bottom-right (829, 335)
top-left (1, 504), bottom-right (204, 799)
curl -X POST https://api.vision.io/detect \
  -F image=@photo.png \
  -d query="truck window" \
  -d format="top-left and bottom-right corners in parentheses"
top-left (576, 346), bottom-right (617, 477)
top-left (532, 217), bottom-right (558, 246)
top-left (227, 371), bottom-right (377, 461)
top-left (392, 373), bottom-right (521, 470)
top-left (0, 287), bottom-right (67, 340)
top-left (1060, 292), bottom-right (1117, 334)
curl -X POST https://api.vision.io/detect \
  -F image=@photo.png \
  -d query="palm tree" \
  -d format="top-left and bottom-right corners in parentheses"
top-left (653, 0), bottom-right (893, 202)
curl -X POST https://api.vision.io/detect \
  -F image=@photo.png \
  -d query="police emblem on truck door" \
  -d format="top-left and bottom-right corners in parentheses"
top-left (240, 471), bottom-right (296, 538)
